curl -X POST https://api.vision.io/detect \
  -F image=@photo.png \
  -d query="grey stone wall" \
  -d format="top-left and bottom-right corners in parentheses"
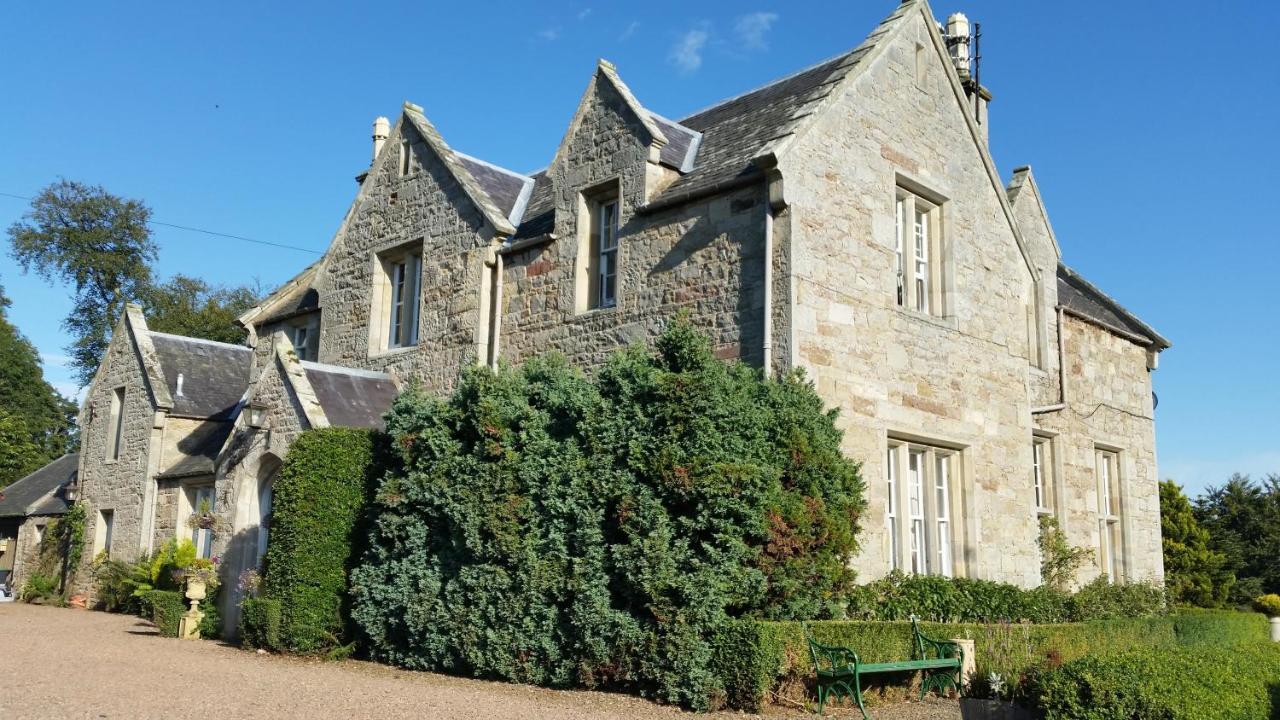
top-left (312, 120), bottom-right (490, 395)
top-left (152, 479), bottom-right (181, 548)
top-left (76, 322), bottom-right (160, 579)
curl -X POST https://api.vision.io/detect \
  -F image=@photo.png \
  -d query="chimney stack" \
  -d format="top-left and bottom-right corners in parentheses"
top-left (944, 12), bottom-right (991, 144)
top-left (372, 116), bottom-right (391, 163)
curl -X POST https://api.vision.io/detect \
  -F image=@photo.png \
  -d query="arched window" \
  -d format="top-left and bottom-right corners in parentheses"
top-left (255, 456), bottom-right (281, 568)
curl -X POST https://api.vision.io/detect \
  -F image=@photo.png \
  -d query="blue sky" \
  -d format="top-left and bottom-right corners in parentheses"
top-left (1, 1), bottom-right (1275, 495)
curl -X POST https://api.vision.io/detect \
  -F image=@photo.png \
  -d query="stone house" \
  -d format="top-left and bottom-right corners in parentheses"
top-left (72, 0), bottom-right (1168, 631)
top-left (0, 453), bottom-right (76, 594)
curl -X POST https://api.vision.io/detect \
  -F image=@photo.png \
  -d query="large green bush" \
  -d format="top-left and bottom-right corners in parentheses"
top-left (260, 427), bottom-right (379, 653)
top-left (1032, 641), bottom-right (1280, 719)
top-left (350, 319), bottom-right (865, 710)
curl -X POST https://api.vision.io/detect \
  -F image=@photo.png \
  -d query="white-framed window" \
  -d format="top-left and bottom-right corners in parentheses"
top-left (1095, 448), bottom-right (1123, 582)
top-left (597, 199), bottom-right (619, 308)
top-left (887, 440), bottom-right (959, 576)
top-left (1032, 435), bottom-right (1056, 515)
top-left (894, 188), bottom-right (945, 315)
top-left (369, 244), bottom-right (423, 353)
top-left (577, 183), bottom-right (622, 313)
top-left (188, 484), bottom-right (215, 560)
top-left (107, 387), bottom-right (126, 462)
top-left (886, 447), bottom-right (900, 571)
top-left (291, 323), bottom-right (314, 362)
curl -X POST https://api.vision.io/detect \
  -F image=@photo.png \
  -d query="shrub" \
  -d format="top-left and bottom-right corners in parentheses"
top-left (93, 556), bottom-right (156, 614)
top-left (1173, 607), bottom-right (1269, 645)
top-left (1254, 593), bottom-right (1280, 617)
top-left (261, 427), bottom-right (379, 653)
top-left (1068, 577), bottom-right (1167, 620)
top-left (145, 589), bottom-right (186, 637)
top-left (19, 573), bottom-right (61, 604)
top-left (240, 598), bottom-right (282, 650)
top-left (1038, 516), bottom-right (1092, 591)
top-left (351, 319), bottom-right (865, 710)
top-left (846, 572), bottom-right (1072, 624)
top-left (1031, 641), bottom-right (1280, 719)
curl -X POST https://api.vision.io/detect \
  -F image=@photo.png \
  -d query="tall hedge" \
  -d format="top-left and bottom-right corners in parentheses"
top-left (350, 319), bottom-right (865, 710)
top-left (261, 427), bottom-right (378, 652)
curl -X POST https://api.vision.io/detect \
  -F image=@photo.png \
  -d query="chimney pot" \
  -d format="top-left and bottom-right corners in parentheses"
top-left (945, 12), bottom-right (971, 79)
top-left (372, 116), bottom-right (391, 164)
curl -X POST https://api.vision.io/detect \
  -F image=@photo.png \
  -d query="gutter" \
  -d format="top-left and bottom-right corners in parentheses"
top-left (636, 171), bottom-right (765, 215)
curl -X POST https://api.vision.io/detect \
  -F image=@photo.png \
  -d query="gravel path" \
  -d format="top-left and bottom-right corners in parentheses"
top-left (0, 603), bottom-right (961, 719)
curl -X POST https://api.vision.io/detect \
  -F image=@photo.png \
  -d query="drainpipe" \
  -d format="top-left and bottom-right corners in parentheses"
top-left (1032, 306), bottom-right (1068, 414)
top-left (762, 205), bottom-right (773, 378)
top-left (490, 252), bottom-right (504, 371)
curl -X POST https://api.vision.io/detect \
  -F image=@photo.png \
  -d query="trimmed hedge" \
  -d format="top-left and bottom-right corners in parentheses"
top-left (1032, 641), bottom-right (1280, 719)
top-left (145, 589), bottom-right (185, 638)
top-left (259, 427), bottom-right (379, 653)
top-left (717, 610), bottom-right (1271, 710)
top-left (239, 597), bottom-right (283, 650)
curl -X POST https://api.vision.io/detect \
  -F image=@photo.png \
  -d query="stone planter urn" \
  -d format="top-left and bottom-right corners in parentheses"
top-left (178, 579), bottom-right (207, 640)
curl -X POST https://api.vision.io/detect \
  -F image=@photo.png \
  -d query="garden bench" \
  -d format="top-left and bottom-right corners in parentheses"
top-left (806, 616), bottom-right (962, 718)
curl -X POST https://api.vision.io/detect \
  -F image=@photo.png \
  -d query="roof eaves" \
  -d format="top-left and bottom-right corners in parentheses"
top-left (238, 261), bottom-right (321, 328)
top-left (1060, 264), bottom-right (1171, 349)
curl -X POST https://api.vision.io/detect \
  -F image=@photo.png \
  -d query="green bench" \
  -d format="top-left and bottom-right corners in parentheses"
top-left (806, 617), bottom-right (963, 718)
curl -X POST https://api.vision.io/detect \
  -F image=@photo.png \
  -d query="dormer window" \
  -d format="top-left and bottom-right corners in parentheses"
top-left (576, 183), bottom-right (620, 312)
top-left (290, 318), bottom-right (319, 362)
top-left (368, 243), bottom-right (422, 353)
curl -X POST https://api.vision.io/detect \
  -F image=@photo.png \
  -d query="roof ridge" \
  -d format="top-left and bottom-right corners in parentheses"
top-left (1058, 263), bottom-right (1170, 349)
top-left (147, 330), bottom-right (251, 352)
top-left (676, 47), bottom-right (858, 123)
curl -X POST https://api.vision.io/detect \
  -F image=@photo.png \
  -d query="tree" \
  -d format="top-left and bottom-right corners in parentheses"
top-left (0, 279), bottom-right (78, 487)
top-left (7, 180), bottom-right (157, 385)
top-left (0, 411), bottom-right (44, 489)
top-left (1160, 480), bottom-right (1233, 607)
top-left (139, 274), bottom-right (260, 345)
top-left (1194, 474), bottom-right (1280, 602)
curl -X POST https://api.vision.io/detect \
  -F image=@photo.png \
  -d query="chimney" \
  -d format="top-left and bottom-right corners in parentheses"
top-left (944, 12), bottom-right (991, 144)
top-left (371, 116), bottom-right (391, 163)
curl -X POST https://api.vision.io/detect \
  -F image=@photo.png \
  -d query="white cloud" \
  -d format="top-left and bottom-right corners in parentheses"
top-left (669, 28), bottom-right (709, 73)
top-left (734, 11), bottom-right (778, 51)
top-left (619, 20), bottom-right (640, 41)
top-left (53, 383), bottom-right (85, 403)
top-left (537, 27), bottom-right (561, 41)
top-left (577, 8), bottom-right (592, 21)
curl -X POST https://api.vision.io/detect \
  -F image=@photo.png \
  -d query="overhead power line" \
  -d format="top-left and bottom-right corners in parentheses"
top-left (0, 190), bottom-right (321, 255)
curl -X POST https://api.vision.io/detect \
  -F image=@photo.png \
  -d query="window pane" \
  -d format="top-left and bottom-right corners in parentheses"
top-left (935, 454), bottom-right (952, 577)
top-left (886, 447), bottom-right (899, 571)
top-left (908, 450), bottom-right (925, 574)
top-left (895, 199), bottom-right (905, 306)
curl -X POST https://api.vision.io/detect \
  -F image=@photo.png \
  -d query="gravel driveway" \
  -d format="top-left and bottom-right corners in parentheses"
top-left (0, 603), bottom-right (961, 719)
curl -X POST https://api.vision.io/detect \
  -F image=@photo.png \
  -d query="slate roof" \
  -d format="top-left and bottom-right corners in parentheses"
top-left (1057, 264), bottom-right (1170, 349)
top-left (455, 153), bottom-right (535, 225)
top-left (256, 283), bottom-right (320, 325)
top-left (0, 453), bottom-right (77, 518)
top-left (302, 362), bottom-right (399, 430)
top-left (649, 113), bottom-right (701, 173)
top-left (148, 332), bottom-right (252, 420)
top-left (156, 421), bottom-right (236, 480)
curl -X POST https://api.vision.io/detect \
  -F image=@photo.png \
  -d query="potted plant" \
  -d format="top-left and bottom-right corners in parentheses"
top-left (186, 499), bottom-right (221, 532)
top-left (179, 557), bottom-right (220, 600)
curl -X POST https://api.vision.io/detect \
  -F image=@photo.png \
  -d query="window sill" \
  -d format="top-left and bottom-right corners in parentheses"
top-left (574, 303), bottom-right (619, 318)
top-left (368, 344), bottom-right (419, 360)
top-left (894, 305), bottom-right (958, 332)
top-left (1036, 508), bottom-right (1054, 517)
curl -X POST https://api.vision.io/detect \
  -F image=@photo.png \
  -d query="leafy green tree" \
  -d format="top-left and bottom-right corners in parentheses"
top-left (0, 411), bottom-right (44, 488)
top-left (0, 279), bottom-right (77, 486)
top-left (1159, 480), bottom-right (1233, 607)
top-left (1194, 474), bottom-right (1280, 601)
top-left (6, 180), bottom-right (157, 385)
top-left (139, 274), bottom-right (260, 345)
